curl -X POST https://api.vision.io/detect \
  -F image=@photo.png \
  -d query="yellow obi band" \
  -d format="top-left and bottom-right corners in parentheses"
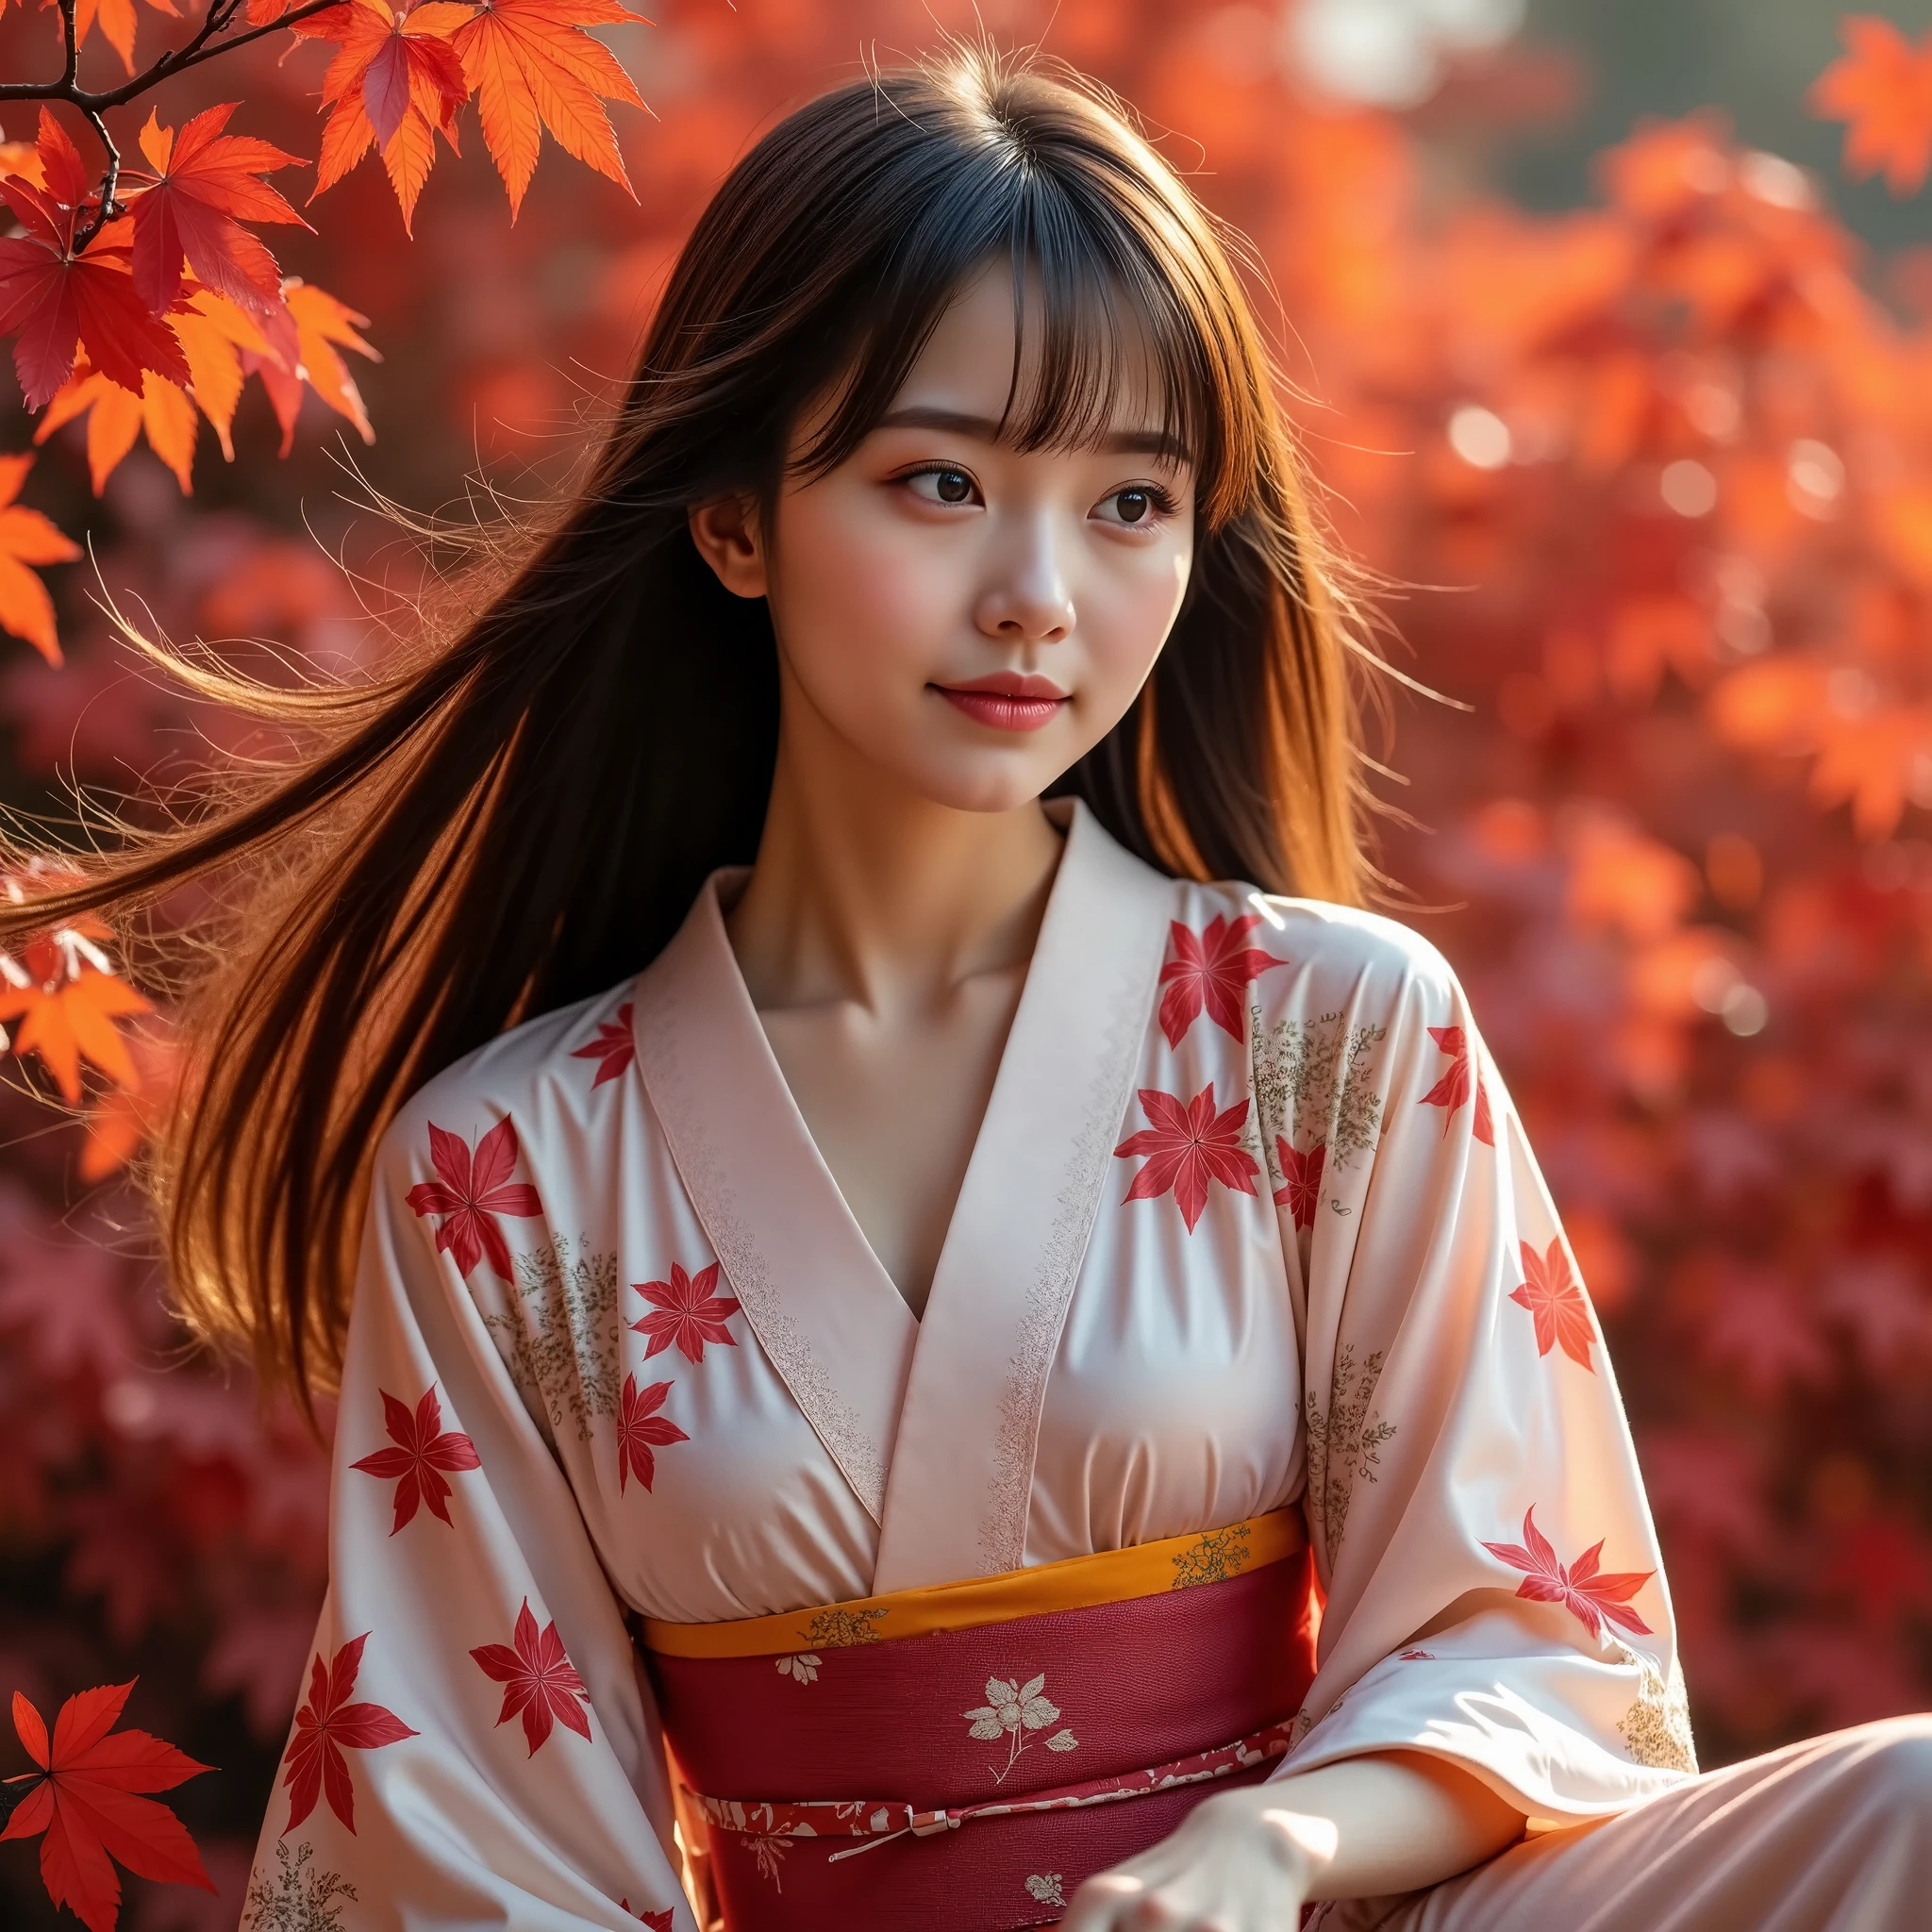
top-left (641, 1507), bottom-right (1307, 1659)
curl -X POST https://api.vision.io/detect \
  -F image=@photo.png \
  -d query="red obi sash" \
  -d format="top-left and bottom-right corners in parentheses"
top-left (641, 1509), bottom-right (1320, 1931)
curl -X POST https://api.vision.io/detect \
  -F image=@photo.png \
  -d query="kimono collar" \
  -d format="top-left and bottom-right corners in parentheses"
top-left (630, 798), bottom-right (1175, 1580)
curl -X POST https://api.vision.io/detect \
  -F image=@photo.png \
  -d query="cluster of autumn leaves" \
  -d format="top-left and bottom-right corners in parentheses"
top-left (0, 0), bottom-right (651, 665)
top-left (0, 0), bottom-right (660, 1213)
top-left (0, 104), bottom-right (376, 662)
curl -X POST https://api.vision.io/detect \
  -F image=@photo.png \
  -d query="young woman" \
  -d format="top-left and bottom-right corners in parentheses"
top-left (20, 48), bottom-right (1930, 1932)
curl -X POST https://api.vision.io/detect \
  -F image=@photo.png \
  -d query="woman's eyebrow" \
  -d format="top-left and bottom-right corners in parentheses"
top-left (874, 405), bottom-right (1190, 463)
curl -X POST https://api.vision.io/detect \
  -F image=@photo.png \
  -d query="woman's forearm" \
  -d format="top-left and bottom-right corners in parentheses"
top-left (1064, 1750), bottom-right (1526, 1929)
top-left (1257, 1751), bottom-right (1527, 1898)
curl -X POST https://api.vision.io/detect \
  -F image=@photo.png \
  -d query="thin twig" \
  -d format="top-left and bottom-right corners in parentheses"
top-left (71, 107), bottom-right (122, 249)
top-left (0, 0), bottom-right (342, 258)
top-left (0, 0), bottom-right (341, 108)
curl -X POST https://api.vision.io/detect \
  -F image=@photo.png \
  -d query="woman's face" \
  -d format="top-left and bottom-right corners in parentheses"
top-left (690, 264), bottom-right (1199, 815)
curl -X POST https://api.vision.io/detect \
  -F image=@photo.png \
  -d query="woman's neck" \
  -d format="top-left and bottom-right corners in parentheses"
top-left (724, 718), bottom-right (1065, 1019)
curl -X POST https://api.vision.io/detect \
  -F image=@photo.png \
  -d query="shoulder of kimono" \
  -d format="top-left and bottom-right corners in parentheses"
top-left (1240, 897), bottom-right (1470, 1027)
top-left (375, 974), bottom-right (642, 1182)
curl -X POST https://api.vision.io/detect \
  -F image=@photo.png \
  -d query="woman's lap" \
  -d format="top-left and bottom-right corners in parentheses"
top-left (1315, 1715), bottom-right (1932, 1932)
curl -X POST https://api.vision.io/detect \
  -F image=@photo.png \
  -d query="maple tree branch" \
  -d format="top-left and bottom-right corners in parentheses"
top-left (0, 0), bottom-right (342, 108)
top-left (0, 0), bottom-right (341, 255)
top-left (70, 107), bottom-right (123, 251)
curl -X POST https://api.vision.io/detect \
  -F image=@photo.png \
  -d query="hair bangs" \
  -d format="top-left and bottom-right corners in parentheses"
top-left (785, 101), bottom-right (1249, 528)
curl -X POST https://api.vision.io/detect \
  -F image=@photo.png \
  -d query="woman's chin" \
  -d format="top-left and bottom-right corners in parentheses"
top-left (895, 760), bottom-right (1071, 817)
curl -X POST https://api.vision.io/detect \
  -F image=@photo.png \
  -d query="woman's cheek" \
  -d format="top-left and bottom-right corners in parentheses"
top-left (779, 558), bottom-right (951, 749)
top-left (1083, 575), bottom-right (1180, 711)
top-left (790, 500), bottom-right (952, 661)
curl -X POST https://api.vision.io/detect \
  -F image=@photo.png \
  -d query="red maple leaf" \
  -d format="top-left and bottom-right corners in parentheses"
top-left (295, 0), bottom-right (475, 235)
top-left (1809, 16), bottom-right (1932, 195)
top-left (1417, 1024), bottom-right (1494, 1143)
top-left (620, 1903), bottom-right (674, 1929)
top-left (1481, 1507), bottom-right (1655, 1641)
top-left (405, 1117), bottom-right (542, 1278)
top-left (631, 1260), bottom-right (740, 1365)
top-left (570, 1001), bottom-right (635, 1086)
top-left (0, 1680), bottom-right (213, 1932)
top-left (1114, 1083), bottom-right (1258, 1233)
top-left (1509, 1235), bottom-right (1596, 1372)
top-left (1273, 1136), bottom-right (1325, 1229)
top-left (615, 1372), bottom-right (688, 1494)
top-left (281, 1634), bottom-right (417, 1836)
top-left (127, 103), bottom-right (309, 317)
top-left (1157, 913), bottom-right (1287, 1046)
top-left (0, 110), bottom-right (192, 410)
top-left (349, 1384), bottom-right (482, 1532)
top-left (470, 1599), bottom-right (592, 1754)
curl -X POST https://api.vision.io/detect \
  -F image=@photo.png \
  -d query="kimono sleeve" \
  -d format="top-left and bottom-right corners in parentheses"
top-left (1263, 916), bottom-right (1696, 1827)
top-left (242, 1116), bottom-right (691, 1931)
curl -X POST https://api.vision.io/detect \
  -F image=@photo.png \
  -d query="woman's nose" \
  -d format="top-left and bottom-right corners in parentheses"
top-left (974, 519), bottom-right (1074, 643)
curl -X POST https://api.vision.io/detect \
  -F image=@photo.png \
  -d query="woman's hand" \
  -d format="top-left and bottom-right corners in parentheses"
top-left (1062, 1753), bottom-right (1526, 1930)
top-left (1060, 1785), bottom-right (1340, 1931)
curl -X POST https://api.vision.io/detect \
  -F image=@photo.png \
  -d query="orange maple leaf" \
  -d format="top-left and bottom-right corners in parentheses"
top-left (0, 452), bottom-right (81, 665)
top-left (0, 1681), bottom-right (213, 1932)
top-left (1808, 703), bottom-right (1932, 841)
top-left (1810, 15), bottom-right (1932, 195)
top-left (35, 362), bottom-right (198, 495)
top-left (451, 0), bottom-right (648, 219)
top-left (127, 103), bottom-right (309, 317)
top-left (297, 0), bottom-right (475, 233)
top-left (246, 278), bottom-right (381, 456)
top-left (0, 929), bottom-right (153, 1104)
top-left (72, 0), bottom-right (182, 80)
top-left (170, 286), bottom-right (275, 462)
top-left (78, 1024), bottom-right (175, 1180)
top-left (0, 110), bottom-right (191, 409)
top-left (0, 137), bottom-right (46, 187)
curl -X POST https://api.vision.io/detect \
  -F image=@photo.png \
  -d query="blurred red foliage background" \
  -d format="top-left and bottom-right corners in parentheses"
top-left (1, 1), bottom-right (1929, 1924)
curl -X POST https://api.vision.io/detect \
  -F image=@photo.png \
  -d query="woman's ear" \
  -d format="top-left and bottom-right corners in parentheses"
top-left (688, 494), bottom-right (768, 599)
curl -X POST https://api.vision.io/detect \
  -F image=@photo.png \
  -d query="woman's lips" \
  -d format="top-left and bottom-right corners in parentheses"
top-left (932, 675), bottom-right (1068, 734)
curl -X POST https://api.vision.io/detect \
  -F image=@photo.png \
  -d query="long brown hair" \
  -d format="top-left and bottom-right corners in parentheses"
top-left (1, 47), bottom-right (1375, 1406)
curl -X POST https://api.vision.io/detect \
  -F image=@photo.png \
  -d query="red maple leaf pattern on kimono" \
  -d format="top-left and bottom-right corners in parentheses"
top-left (1418, 1025), bottom-right (1495, 1144)
top-left (349, 1385), bottom-right (482, 1532)
top-left (616, 1372), bottom-right (689, 1494)
top-left (1273, 1136), bottom-right (1325, 1229)
top-left (1157, 914), bottom-right (1287, 1046)
top-left (1481, 1507), bottom-right (1654, 1640)
top-left (571, 1002), bottom-right (636, 1087)
top-left (1509, 1236), bottom-right (1596, 1371)
top-left (631, 1260), bottom-right (741, 1364)
top-left (622, 1906), bottom-right (675, 1930)
top-left (1115, 1083), bottom-right (1258, 1233)
top-left (471, 1599), bottom-right (593, 1755)
top-left (282, 1634), bottom-right (417, 1835)
top-left (405, 1118), bottom-right (543, 1279)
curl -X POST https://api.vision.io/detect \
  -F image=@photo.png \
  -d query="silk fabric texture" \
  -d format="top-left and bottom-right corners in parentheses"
top-left (242, 800), bottom-right (1692, 1930)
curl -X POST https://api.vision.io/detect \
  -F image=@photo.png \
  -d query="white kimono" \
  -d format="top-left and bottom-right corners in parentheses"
top-left (241, 799), bottom-right (1701, 1932)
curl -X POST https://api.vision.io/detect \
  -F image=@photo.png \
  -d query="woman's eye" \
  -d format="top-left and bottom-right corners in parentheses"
top-left (1095, 485), bottom-right (1172, 527)
top-left (906, 466), bottom-right (978, 506)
